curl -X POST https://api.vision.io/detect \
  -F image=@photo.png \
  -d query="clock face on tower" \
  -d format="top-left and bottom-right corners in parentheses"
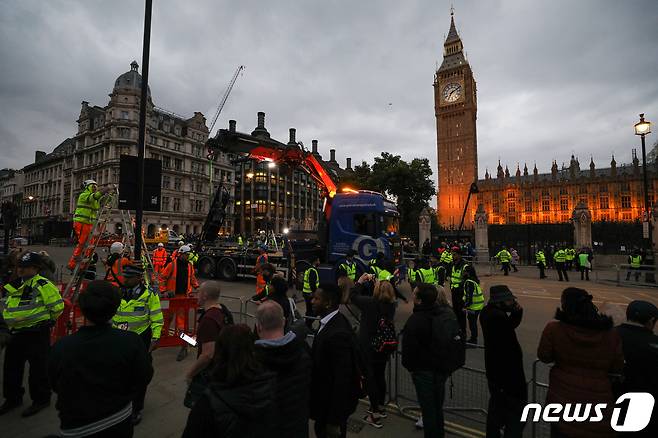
top-left (442, 82), bottom-right (462, 103)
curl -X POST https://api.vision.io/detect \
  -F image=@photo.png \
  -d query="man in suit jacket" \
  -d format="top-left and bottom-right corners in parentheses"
top-left (310, 283), bottom-right (360, 438)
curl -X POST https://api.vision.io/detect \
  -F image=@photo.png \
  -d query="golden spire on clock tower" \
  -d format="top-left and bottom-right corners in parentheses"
top-left (434, 9), bottom-right (478, 229)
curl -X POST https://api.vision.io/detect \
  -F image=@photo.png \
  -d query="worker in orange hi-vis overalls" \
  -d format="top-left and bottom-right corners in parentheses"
top-left (254, 245), bottom-right (269, 296)
top-left (159, 245), bottom-right (198, 361)
top-left (67, 179), bottom-right (110, 270)
top-left (152, 243), bottom-right (168, 274)
top-left (104, 242), bottom-right (131, 287)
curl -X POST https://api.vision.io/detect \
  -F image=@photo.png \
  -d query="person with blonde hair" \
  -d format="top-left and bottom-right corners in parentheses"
top-left (349, 273), bottom-right (397, 427)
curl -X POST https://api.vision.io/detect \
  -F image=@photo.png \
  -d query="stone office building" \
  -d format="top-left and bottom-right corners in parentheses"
top-left (20, 61), bottom-right (235, 241)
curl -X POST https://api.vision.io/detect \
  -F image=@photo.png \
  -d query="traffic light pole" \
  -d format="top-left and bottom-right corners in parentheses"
top-left (134, 0), bottom-right (152, 261)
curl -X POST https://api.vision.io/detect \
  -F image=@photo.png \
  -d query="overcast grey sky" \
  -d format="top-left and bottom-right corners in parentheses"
top-left (1, 0), bottom-right (657, 179)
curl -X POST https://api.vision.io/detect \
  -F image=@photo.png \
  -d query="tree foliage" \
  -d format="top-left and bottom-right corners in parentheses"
top-left (339, 152), bottom-right (435, 238)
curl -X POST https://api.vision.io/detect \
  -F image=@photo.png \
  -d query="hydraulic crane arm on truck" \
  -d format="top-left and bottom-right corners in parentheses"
top-left (202, 119), bottom-right (401, 284)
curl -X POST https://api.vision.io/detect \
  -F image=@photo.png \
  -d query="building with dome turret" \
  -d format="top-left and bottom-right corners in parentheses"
top-left (21, 61), bottom-right (235, 241)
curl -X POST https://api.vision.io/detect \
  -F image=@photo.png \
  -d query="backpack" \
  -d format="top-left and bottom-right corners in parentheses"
top-left (371, 317), bottom-right (398, 354)
top-left (219, 303), bottom-right (235, 326)
top-left (430, 305), bottom-right (465, 374)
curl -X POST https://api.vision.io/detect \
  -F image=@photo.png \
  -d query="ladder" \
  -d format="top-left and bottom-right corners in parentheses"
top-left (63, 187), bottom-right (117, 302)
top-left (117, 206), bottom-right (159, 294)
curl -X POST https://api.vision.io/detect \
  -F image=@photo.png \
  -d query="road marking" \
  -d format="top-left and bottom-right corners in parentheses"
top-left (516, 294), bottom-right (629, 306)
top-left (619, 294), bottom-right (634, 302)
top-left (638, 292), bottom-right (658, 303)
top-left (445, 421), bottom-right (485, 437)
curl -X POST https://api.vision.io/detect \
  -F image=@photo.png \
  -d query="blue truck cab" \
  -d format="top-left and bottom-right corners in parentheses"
top-left (328, 190), bottom-right (401, 264)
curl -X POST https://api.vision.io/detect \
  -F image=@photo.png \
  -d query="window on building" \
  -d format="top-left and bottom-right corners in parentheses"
top-left (507, 191), bottom-right (516, 199)
top-left (579, 185), bottom-right (588, 194)
top-left (525, 199), bottom-right (532, 212)
top-left (599, 184), bottom-right (608, 193)
top-left (162, 156), bottom-right (171, 169)
top-left (508, 201), bottom-right (516, 213)
top-left (121, 111), bottom-right (129, 120)
top-left (621, 195), bottom-right (631, 209)
top-left (162, 176), bottom-right (170, 189)
top-left (118, 128), bottom-right (130, 138)
top-left (599, 195), bottom-right (609, 209)
top-left (173, 198), bottom-right (181, 212)
top-left (619, 182), bottom-right (630, 192)
top-left (493, 201), bottom-right (500, 213)
top-left (560, 198), bottom-right (569, 211)
top-left (175, 159), bottom-right (183, 171)
top-left (542, 199), bottom-right (550, 211)
top-left (162, 196), bottom-right (170, 211)
top-left (149, 135), bottom-right (157, 144)
top-left (560, 187), bottom-right (568, 195)
top-left (174, 178), bottom-right (182, 190)
top-left (174, 142), bottom-right (181, 151)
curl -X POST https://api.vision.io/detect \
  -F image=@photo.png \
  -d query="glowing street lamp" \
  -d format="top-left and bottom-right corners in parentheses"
top-left (634, 113), bottom-right (653, 272)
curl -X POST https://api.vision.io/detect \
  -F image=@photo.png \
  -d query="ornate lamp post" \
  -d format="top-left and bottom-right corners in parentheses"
top-left (634, 113), bottom-right (653, 271)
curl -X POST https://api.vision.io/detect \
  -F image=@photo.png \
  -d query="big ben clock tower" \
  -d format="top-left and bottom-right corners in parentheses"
top-left (434, 11), bottom-right (478, 229)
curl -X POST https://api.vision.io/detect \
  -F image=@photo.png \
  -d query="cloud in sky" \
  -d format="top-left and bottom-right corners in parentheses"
top-left (1, 0), bottom-right (657, 180)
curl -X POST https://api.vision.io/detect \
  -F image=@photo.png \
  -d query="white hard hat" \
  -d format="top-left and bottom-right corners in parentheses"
top-left (178, 241), bottom-right (185, 247)
top-left (83, 179), bottom-right (97, 187)
top-left (179, 245), bottom-right (191, 254)
top-left (110, 242), bottom-right (125, 254)
top-left (157, 242), bottom-right (164, 247)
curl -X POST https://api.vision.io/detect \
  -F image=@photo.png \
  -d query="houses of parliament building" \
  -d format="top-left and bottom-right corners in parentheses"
top-left (434, 12), bottom-right (656, 228)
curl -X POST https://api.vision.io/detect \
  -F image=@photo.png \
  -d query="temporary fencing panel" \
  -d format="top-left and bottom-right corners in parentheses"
top-left (159, 297), bottom-right (199, 347)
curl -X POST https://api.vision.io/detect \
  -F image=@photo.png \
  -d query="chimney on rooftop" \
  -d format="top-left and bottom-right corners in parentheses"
top-left (312, 140), bottom-right (318, 154)
top-left (289, 128), bottom-right (296, 144)
top-left (251, 111), bottom-right (270, 138)
top-left (35, 151), bottom-right (46, 163)
top-left (228, 120), bottom-right (236, 132)
top-left (346, 158), bottom-right (352, 169)
top-left (330, 149), bottom-right (336, 163)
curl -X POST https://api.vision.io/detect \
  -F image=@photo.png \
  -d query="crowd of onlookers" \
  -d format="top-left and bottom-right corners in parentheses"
top-left (1, 248), bottom-right (657, 437)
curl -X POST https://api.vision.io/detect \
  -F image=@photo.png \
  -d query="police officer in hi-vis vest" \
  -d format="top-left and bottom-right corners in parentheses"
top-left (337, 249), bottom-right (357, 282)
top-left (303, 257), bottom-right (320, 328)
top-left (1, 252), bottom-right (64, 416)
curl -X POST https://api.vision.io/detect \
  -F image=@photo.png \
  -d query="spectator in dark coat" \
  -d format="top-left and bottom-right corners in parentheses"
top-left (182, 324), bottom-right (276, 438)
top-left (350, 274), bottom-right (397, 427)
top-left (310, 283), bottom-right (360, 438)
top-left (538, 287), bottom-right (623, 438)
top-left (401, 283), bottom-right (451, 438)
top-left (254, 301), bottom-right (312, 438)
top-left (479, 285), bottom-right (526, 438)
top-left (615, 300), bottom-right (658, 437)
top-left (268, 275), bottom-right (292, 324)
top-left (48, 280), bottom-right (153, 438)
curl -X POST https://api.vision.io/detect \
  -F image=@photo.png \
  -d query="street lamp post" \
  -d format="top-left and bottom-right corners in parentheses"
top-left (634, 113), bottom-right (653, 275)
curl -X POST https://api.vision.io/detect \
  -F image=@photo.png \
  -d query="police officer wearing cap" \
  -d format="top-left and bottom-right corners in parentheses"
top-left (1, 252), bottom-right (64, 416)
top-left (615, 300), bottom-right (658, 437)
top-left (112, 263), bottom-right (163, 425)
top-left (337, 249), bottom-right (358, 282)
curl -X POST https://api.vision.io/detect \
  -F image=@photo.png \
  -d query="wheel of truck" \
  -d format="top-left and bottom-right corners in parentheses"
top-left (218, 258), bottom-right (238, 281)
top-left (295, 260), bottom-right (312, 292)
top-left (196, 257), bottom-right (216, 278)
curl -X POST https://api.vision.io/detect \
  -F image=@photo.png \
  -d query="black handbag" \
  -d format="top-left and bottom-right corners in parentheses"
top-left (183, 371), bottom-right (210, 408)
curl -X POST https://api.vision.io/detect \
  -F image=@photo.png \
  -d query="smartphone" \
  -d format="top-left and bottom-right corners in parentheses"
top-left (179, 332), bottom-right (197, 347)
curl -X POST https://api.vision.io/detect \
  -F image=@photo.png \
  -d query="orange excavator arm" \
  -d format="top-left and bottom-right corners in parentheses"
top-left (207, 124), bottom-right (338, 201)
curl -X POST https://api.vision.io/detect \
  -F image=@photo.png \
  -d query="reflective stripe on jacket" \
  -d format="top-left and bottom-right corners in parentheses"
top-left (303, 268), bottom-right (319, 294)
top-left (73, 187), bottom-right (103, 224)
top-left (339, 261), bottom-right (356, 281)
top-left (159, 261), bottom-right (199, 294)
top-left (463, 279), bottom-right (484, 311)
top-left (377, 269), bottom-right (393, 281)
top-left (439, 251), bottom-right (453, 264)
top-left (112, 285), bottom-right (164, 338)
top-left (2, 274), bottom-right (64, 330)
top-left (450, 263), bottom-right (468, 290)
top-left (418, 268), bottom-right (435, 285)
top-left (496, 250), bottom-right (512, 263)
top-left (630, 255), bottom-right (642, 268)
top-left (152, 248), bottom-right (168, 265)
top-left (554, 250), bottom-right (566, 262)
top-left (536, 251), bottom-right (546, 265)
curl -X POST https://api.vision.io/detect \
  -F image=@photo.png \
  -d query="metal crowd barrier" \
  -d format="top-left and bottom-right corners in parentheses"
top-left (615, 263), bottom-right (658, 286)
